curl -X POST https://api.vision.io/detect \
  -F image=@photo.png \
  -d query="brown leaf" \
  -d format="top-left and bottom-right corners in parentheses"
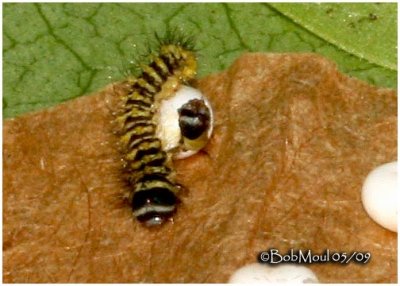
top-left (3, 53), bottom-right (397, 283)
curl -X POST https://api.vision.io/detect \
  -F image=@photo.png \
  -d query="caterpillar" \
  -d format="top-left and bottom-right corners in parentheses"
top-left (117, 31), bottom-right (213, 227)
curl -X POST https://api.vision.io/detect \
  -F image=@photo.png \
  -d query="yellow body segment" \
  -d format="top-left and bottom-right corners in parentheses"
top-left (120, 125), bottom-right (156, 148)
top-left (125, 140), bottom-right (162, 161)
top-left (141, 64), bottom-right (163, 85)
top-left (126, 91), bottom-right (153, 106)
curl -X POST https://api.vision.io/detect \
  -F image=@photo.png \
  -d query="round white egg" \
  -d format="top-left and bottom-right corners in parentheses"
top-left (157, 85), bottom-right (213, 159)
top-left (361, 161), bottom-right (397, 232)
top-left (228, 263), bottom-right (319, 283)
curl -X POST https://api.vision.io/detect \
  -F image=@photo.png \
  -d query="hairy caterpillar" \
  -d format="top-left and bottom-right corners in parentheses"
top-left (117, 31), bottom-right (213, 227)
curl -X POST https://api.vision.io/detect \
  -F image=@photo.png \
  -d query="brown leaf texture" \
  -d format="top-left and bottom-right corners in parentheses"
top-left (3, 53), bottom-right (397, 283)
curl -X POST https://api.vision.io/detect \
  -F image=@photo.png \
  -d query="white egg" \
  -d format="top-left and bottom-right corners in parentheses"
top-left (228, 263), bottom-right (319, 283)
top-left (361, 161), bottom-right (397, 232)
top-left (156, 85), bottom-right (213, 159)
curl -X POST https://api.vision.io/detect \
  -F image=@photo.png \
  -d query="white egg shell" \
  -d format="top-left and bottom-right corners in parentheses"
top-left (228, 263), bottom-right (318, 283)
top-left (361, 161), bottom-right (397, 232)
top-left (157, 85), bottom-right (213, 159)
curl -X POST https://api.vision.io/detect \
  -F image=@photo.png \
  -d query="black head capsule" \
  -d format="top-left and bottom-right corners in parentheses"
top-left (131, 185), bottom-right (179, 227)
top-left (178, 99), bottom-right (211, 140)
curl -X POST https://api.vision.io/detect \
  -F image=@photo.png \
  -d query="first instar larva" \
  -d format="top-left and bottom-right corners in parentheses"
top-left (117, 37), bottom-right (213, 227)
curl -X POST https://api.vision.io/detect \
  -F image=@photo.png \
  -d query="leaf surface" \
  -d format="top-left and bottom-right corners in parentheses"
top-left (271, 3), bottom-right (397, 70)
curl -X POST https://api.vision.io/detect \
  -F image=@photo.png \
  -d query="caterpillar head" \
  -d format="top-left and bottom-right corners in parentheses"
top-left (157, 85), bottom-right (214, 159)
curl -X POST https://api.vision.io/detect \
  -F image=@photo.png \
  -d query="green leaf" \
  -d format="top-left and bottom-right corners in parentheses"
top-left (271, 3), bottom-right (397, 71)
top-left (3, 3), bottom-right (397, 118)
